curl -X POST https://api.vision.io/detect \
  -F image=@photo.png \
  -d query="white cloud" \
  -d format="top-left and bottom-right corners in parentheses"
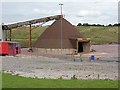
top-left (33, 8), bottom-right (68, 15)
top-left (2, 0), bottom-right (119, 2)
top-left (33, 8), bottom-right (59, 15)
top-left (53, 10), bottom-right (68, 15)
top-left (33, 8), bottom-right (52, 15)
top-left (77, 10), bottom-right (102, 17)
top-left (2, 2), bottom-right (118, 25)
top-left (33, 8), bottom-right (40, 13)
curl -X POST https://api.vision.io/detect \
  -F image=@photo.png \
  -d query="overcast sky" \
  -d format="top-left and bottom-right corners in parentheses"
top-left (1, 0), bottom-right (119, 25)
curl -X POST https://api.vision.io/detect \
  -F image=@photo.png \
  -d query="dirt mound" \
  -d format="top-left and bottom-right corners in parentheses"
top-left (34, 18), bottom-right (81, 49)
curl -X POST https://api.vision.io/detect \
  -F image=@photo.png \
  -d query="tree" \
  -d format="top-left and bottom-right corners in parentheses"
top-left (77, 23), bottom-right (82, 26)
top-left (83, 23), bottom-right (89, 26)
top-left (108, 24), bottom-right (112, 26)
top-left (113, 23), bottom-right (120, 26)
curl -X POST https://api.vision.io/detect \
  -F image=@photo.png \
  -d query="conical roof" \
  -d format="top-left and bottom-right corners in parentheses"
top-left (34, 18), bottom-right (81, 49)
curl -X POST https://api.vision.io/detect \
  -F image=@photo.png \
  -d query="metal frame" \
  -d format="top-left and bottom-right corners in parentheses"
top-left (2, 15), bottom-right (63, 51)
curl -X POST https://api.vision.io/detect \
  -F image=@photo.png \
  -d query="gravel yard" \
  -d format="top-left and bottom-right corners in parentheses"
top-left (2, 45), bottom-right (119, 80)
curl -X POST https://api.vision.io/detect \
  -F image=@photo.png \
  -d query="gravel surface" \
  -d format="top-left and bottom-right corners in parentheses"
top-left (2, 56), bottom-right (118, 80)
top-left (2, 45), bottom-right (119, 80)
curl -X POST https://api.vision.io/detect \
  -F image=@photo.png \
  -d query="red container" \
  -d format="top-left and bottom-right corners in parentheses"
top-left (8, 42), bottom-right (16, 56)
top-left (0, 42), bottom-right (9, 55)
top-left (0, 41), bottom-right (21, 56)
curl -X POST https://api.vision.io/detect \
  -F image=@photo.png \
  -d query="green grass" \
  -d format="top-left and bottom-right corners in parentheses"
top-left (0, 72), bottom-right (2, 89)
top-left (11, 26), bottom-right (48, 47)
top-left (2, 73), bottom-right (118, 88)
top-left (9, 26), bottom-right (118, 47)
top-left (11, 26), bottom-right (48, 39)
top-left (11, 39), bottom-right (36, 48)
top-left (77, 26), bottom-right (118, 45)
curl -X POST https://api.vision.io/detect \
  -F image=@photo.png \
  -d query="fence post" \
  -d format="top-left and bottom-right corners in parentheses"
top-left (80, 53), bottom-right (82, 62)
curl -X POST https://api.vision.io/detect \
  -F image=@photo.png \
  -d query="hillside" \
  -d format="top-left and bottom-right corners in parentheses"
top-left (77, 26), bottom-right (118, 45)
top-left (10, 26), bottom-right (118, 47)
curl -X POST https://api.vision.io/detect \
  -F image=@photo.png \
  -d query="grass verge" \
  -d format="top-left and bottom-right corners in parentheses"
top-left (2, 73), bottom-right (118, 88)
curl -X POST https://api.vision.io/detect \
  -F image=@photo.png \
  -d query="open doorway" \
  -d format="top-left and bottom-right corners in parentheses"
top-left (16, 47), bottom-right (18, 54)
top-left (78, 42), bottom-right (83, 53)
